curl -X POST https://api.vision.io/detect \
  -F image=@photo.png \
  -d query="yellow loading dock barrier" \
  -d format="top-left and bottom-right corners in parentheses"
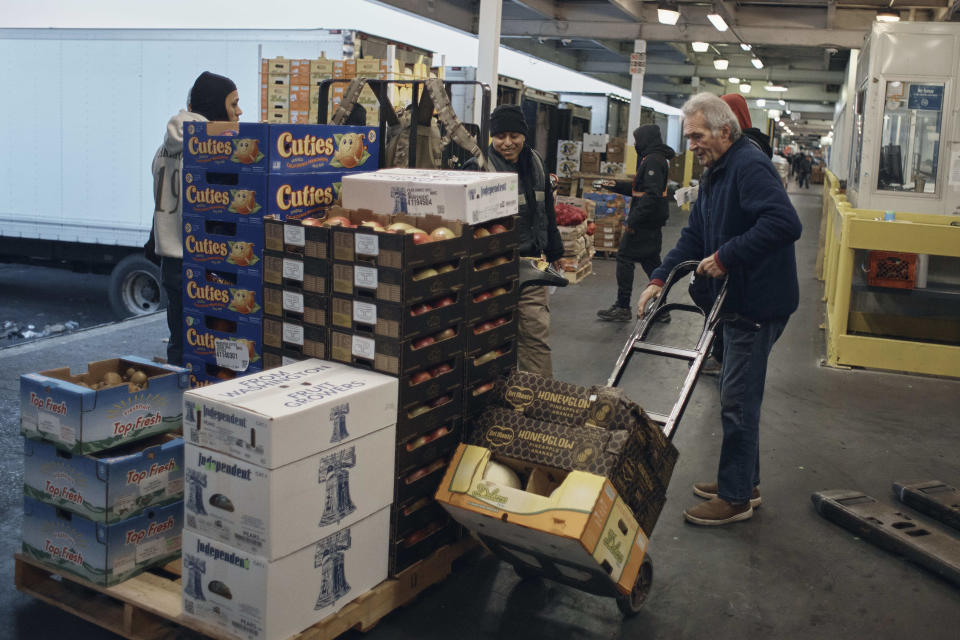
top-left (819, 171), bottom-right (960, 378)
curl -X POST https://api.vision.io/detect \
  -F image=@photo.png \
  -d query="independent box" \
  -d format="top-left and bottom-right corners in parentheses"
top-left (182, 122), bottom-right (269, 173)
top-left (184, 424), bottom-right (395, 560)
top-left (20, 357), bottom-right (188, 455)
top-left (182, 360), bottom-right (398, 469)
top-left (267, 172), bottom-right (345, 221)
top-left (341, 169), bottom-right (519, 225)
top-left (181, 508), bottom-right (390, 640)
top-left (268, 124), bottom-right (379, 174)
top-left (21, 496), bottom-right (183, 586)
top-left (23, 434), bottom-right (183, 524)
top-left (435, 444), bottom-right (648, 596)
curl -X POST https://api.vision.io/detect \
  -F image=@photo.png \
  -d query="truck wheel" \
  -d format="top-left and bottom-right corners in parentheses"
top-left (109, 254), bottom-right (166, 318)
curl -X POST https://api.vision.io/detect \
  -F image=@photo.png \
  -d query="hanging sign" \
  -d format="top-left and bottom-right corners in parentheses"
top-left (630, 52), bottom-right (646, 75)
top-left (907, 85), bottom-right (943, 111)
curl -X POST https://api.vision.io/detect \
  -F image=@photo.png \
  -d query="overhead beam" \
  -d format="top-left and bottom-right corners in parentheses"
top-left (500, 37), bottom-right (582, 73)
top-left (511, 0), bottom-right (558, 19)
top-left (637, 81), bottom-right (838, 102)
top-left (368, 0), bottom-right (476, 34)
top-left (605, 0), bottom-right (643, 21)
top-left (579, 61), bottom-right (846, 83)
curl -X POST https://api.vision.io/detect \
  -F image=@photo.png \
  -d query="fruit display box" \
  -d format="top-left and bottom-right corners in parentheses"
top-left (182, 215), bottom-right (264, 278)
top-left (466, 215), bottom-right (520, 258)
top-left (396, 379), bottom-right (462, 444)
top-left (263, 251), bottom-right (329, 295)
top-left (181, 170), bottom-right (269, 221)
top-left (466, 250), bottom-right (519, 294)
top-left (465, 339), bottom-right (516, 386)
top-left (261, 316), bottom-right (326, 360)
top-left (266, 173), bottom-right (345, 221)
top-left (23, 434), bottom-right (184, 524)
top-left (389, 519), bottom-right (459, 576)
top-left (182, 122), bottom-right (269, 173)
top-left (394, 452), bottom-right (452, 506)
top-left (264, 217), bottom-right (330, 259)
top-left (395, 419), bottom-right (462, 476)
top-left (267, 124), bottom-right (379, 174)
top-left (328, 323), bottom-right (464, 378)
top-left (183, 356), bottom-right (262, 389)
top-left (331, 259), bottom-right (467, 307)
top-left (466, 280), bottom-right (520, 324)
top-left (181, 265), bottom-right (264, 321)
top-left (182, 309), bottom-right (262, 374)
top-left (20, 357), bottom-right (188, 454)
top-left (263, 284), bottom-right (328, 326)
top-left (261, 347), bottom-right (309, 370)
top-left (329, 293), bottom-right (464, 341)
top-left (466, 309), bottom-right (517, 356)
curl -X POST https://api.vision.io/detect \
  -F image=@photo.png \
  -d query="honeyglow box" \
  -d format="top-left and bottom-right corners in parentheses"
top-left (182, 121), bottom-right (269, 172)
top-left (182, 359), bottom-right (398, 469)
top-left (267, 172), bottom-right (345, 221)
top-left (181, 507), bottom-right (389, 640)
top-left (435, 444), bottom-right (648, 596)
top-left (23, 435), bottom-right (184, 524)
top-left (20, 357), bottom-right (188, 455)
top-left (184, 424), bottom-right (395, 560)
top-left (268, 124), bottom-right (379, 174)
top-left (341, 169), bottom-right (519, 225)
top-left (181, 170), bottom-right (268, 222)
top-left (21, 496), bottom-right (183, 586)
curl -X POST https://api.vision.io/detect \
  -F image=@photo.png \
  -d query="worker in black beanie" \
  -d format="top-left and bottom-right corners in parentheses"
top-left (464, 104), bottom-right (563, 378)
top-left (188, 71), bottom-right (241, 122)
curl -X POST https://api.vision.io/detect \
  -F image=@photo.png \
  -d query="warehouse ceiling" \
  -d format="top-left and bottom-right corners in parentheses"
top-left (372, 0), bottom-right (959, 142)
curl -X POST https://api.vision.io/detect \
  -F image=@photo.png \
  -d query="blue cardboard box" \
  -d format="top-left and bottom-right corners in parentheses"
top-left (182, 309), bottom-right (263, 374)
top-left (182, 121), bottom-right (269, 172)
top-left (181, 264), bottom-right (264, 320)
top-left (182, 214), bottom-right (264, 277)
top-left (23, 435), bottom-right (184, 524)
top-left (268, 124), bottom-right (379, 174)
top-left (583, 192), bottom-right (631, 218)
top-left (182, 355), bottom-right (262, 389)
top-left (181, 169), bottom-right (268, 222)
top-left (266, 172), bottom-right (346, 221)
top-left (20, 357), bottom-right (188, 455)
top-left (21, 496), bottom-right (183, 586)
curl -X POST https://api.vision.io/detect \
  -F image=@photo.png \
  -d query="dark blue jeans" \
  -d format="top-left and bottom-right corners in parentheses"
top-left (716, 315), bottom-right (788, 504)
top-left (161, 257), bottom-right (183, 366)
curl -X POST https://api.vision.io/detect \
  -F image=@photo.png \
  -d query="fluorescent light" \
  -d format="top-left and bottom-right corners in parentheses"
top-left (756, 99), bottom-right (766, 107)
top-left (692, 41), bottom-right (710, 52)
top-left (740, 43), bottom-right (752, 51)
top-left (713, 58), bottom-right (729, 70)
top-left (765, 84), bottom-right (789, 92)
top-left (707, 13), bottom-right (729, 32)
top-left (751, 57), bottom-right (764, 69)
top-left (876, 11), bottom-right (900, 22)
top-left (658, 8), bottom-right (680, 25)
top-left (728, 77), bottom-right (740, 84)
top-left (740, 83), bottom-right (752, 93)
top-left (778, 99), bottom-right (786, 106)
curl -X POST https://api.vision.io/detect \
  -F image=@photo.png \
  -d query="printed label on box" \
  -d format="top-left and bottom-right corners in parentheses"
top-left (284, 225), bottom-right (306, 247)
top-left (283, 291), bottom-right (305, 313)
top-left (283, 258), bottom-right (304, 281)
top-left (355, 233), bottom-right (379, 256)
top-left (354, 265), bottom-right (378, 290)
top-left (353, 335), bottom-right (376, 359)
top-left (405, 187), bottom-right (442, 216)
top-left (269, 125), bottom-right (379, 174)
top-left (283, 322), bottom-right (305, 346)
top-left (354, 301), bottom-right (377, 324)
top-left (216, 339), bottom-right (251, 372)
top-left (37, 411), bottom-right (60, 436)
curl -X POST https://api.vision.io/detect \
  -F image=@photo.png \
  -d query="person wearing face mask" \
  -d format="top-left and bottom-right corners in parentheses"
top-left (151, 71), bottom-right (242, 365)
top-left (463, 105), bottom-right (564, 378)
top-left (636, 93), bottom-right (801, 526)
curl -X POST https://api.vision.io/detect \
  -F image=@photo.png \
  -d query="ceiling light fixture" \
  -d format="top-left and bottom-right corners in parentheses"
top-left (876, 11), bottom-right (900, 22)
top-left (751, 57), bottom-right (764, 69)
top-left (778, 99), bottom-right (786, 106)
top-left (692, 41), bottom-right (710, 53)
top-left (707, 12), bottom-right (729, 32)
top-left (740, 83), bottom-right (752, 93)
top-left (657, 1), bottom-right (681, 25)
top-left (740, 43), bottom-right (752, 51)
top-left (714, 58), bottom-right (729, 70)
top-left (728, 77), bottom-right (740, 84)
top-left (756, 99), bottom-right (766, 107)
top-left (765, 84), bottom-right (789, 92)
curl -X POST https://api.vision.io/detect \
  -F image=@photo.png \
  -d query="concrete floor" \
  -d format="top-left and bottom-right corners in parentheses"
top-left (1, 185), bottom-right (959, 639)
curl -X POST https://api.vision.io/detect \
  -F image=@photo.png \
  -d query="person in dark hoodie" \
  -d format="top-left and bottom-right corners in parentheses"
top-left (152, 71), bottom-right (241, 365)
top-left (636, 93), bottom-right (801, 526)
top-left (464, 105), bottom-right (564, 377)
top-left (596, 124), bottom-right (676, 322)
top-left (721, 93), bottom-right (772, 158)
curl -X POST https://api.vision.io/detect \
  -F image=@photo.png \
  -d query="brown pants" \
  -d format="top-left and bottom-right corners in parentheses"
top-left (517, 285), bottom-right (552, 378)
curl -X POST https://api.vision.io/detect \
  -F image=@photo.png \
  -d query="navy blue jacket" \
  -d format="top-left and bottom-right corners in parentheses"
top-left (651, 136), bottom-right (802, 321)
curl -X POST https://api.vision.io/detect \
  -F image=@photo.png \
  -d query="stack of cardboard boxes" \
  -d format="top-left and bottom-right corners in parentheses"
top-left (583, 190), bottom-right (629, 254)
top-left (180, 360), bottom-right (399, 640)
top-left (557, 220), bottom-right (592, 280)
top-left (20, 357), bottom-right (189, 586)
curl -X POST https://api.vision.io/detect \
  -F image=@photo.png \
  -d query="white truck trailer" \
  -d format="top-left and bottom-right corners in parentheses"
top-left (0, 28), bottom-right (422, 316)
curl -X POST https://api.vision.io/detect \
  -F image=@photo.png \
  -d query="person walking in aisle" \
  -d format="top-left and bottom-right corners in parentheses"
top-left (464, 105), bottom-right (564, 378)
top-left (596, 124), bottom-right (675, 322)
top-left (797, 152), bottom-right (812, 189)
top-left (636, 93), bottom-right (802, 526)
top-left (152, 71), bottom-right (242, 365)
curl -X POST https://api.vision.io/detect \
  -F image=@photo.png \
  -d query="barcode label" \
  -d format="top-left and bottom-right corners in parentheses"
top-left (215, 339), bottom-right (250, 372)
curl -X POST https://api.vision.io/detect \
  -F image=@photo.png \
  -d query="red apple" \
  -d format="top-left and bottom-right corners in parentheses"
top-left (429, 363), bottom-right (452, 377)
top-left (410, 303), bottom-right (432, 316)
top-left (473, 227), bottom-right (490, 239)
top-left (410, 371), bottom-right (432, 385)
top-left (430, 425), bottom-right (451, 439)
top-left (493, 316), bottom-right (508, 327)
top-left (412, 336), bottom-right (436, 350)
top-left (472, 382), bottom-right (495, 396)
top-left (323, 216), bottom-right (352, 227)
top-left (435, 328), bottom-right (456, 341)
top-left (406, 435), bottom-right (429, 451)
top-left (489, 223), bottom-right (508, 234)
top-left (430, 395), bottom-right (451, 408)
top-left (435, 296), bottom-right (455, 308)
top-left (411, 232), bottom-right (431, 245)
top-left (473, 291), bottom-right (492, 303)
top-left (474, 321), bottom-right (495, 334)
top-left (301, 218), bottom-right (324, 226)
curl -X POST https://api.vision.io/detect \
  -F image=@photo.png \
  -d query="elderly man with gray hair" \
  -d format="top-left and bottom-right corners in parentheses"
top-left (636, 93), bottom-right (802, 526)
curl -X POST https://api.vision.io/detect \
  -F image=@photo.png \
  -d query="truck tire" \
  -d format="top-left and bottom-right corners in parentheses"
top-left (109, 254), bottom-right (166, 318)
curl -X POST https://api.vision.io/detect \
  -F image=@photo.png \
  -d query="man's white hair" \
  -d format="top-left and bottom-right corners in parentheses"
top-left (682, 93), bottom-right (742, 141)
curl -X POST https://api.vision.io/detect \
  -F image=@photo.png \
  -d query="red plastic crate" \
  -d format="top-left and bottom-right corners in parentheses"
top-left (866, 251), bottom-right (917, 290)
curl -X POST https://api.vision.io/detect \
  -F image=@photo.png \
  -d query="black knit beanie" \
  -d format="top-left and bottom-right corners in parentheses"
top-left (189, 71), bottom-right (237, 121)
top-left (490, 105), bottom-right (528, 136)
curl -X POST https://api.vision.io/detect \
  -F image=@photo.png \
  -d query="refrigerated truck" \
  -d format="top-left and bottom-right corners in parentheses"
top-left (0, 27), bottom-right (431, 317)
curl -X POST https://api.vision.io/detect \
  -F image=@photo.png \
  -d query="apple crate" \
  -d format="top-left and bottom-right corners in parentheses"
top-left (389, 520), bottom-right (459, 576)
top-left (262, 316), bottom-right (326, 358)
top-left (463, 377), bottom-right (501, 418)
top-left (261, 346), bottom-right (310, 370)
top-left (329, 324), bottom-right (464, 377)
top-left (397, 371), bottom-right (463, 443)
top-left (395, 418), bottom-right (463, 475)
top-left (262, 284), bottom-right (328, 326)
top-left (466, 215), bottom-right (520, 258)
top-left (391, 495), bottom-right (452, 542)
top-left (331, 258), bottom-right (467, 306)
top-left (466, 309), bottom-right (518, 355)
top-left (466, 249), bottom-right (519, 293)
top-left (465, 338), bottom-right (517, 386)
top-left (329, 292), bottom-right (465, 341)
top-left (394, 453), bottom-right (452, 505)
top-left (466, 279), bottom-right (520, 323)
top-left (264, 216), bottom-right (330, 259)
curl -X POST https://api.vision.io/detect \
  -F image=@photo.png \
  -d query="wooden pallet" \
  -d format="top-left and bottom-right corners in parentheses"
top-left (14, 538), bottom-right (475, 640)
top-left (563, 261), bottom-right (593, 284)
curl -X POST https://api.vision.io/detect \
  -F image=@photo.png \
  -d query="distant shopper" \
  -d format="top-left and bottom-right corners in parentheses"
top-left (597, 125), bottom-right (675, 322)
top-left (797, 152), bottom-right (812, 189)
top-left (464, 105), bottom-right (563, 378)
top-left (636, 93), bottom-right (802, 526)
top-left (152, 71), bottom-right (242, 365)
top-left (721, 94), bottom-right (772, 158)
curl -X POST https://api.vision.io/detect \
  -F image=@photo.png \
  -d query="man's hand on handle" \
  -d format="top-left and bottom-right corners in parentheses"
top-left (697, 253), bottom-right (727, 279)
top-left (636, 283), bottom-right (663, 319)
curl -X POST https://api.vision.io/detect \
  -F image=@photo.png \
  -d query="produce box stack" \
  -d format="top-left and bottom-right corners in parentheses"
top-left (260, 124), bottom-right (381, 369)
top-left (180, 360), bottom-right (399, 640)
top-left (309, 54), bottom-right (335, 124)
top-left (338, 168), bottom-right (520, 574)
top-left (20, 357), bottom-right (189, 586)
top-left (435, 370), bottom-right (679, 598)
top-left (556, 140), bottom-right (582, 179)
top-left (593, 215), bottom-right (623, 253)
top-left (580, 133), bottom-right (607, 175)
top-left (554, 200), bottom-right (592, 279)
top-left (181, 121), bottom-right (271, 386)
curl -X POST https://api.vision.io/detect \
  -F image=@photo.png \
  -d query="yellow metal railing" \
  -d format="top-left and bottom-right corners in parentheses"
top-left (819, 170), bottom-right (960, 378)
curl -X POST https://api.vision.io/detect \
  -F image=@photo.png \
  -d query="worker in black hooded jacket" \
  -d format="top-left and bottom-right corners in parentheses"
top-left (597, 124), bottom-right (676, 322)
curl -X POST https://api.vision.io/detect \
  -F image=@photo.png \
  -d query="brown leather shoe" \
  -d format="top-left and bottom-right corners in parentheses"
top-left (684, 497), bottom-right (753, 526)
top-left (693, 482), bottom-right (762, 508)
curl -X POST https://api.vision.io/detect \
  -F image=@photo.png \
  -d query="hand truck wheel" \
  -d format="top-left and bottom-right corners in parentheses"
top-left (616, 554), bottom-right (653, 617)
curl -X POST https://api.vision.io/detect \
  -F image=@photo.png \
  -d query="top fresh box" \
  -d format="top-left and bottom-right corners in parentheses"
top-left (20, 357), bottom-right (189, 455)
top-left (182, 123), bottom-right (379, 174)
